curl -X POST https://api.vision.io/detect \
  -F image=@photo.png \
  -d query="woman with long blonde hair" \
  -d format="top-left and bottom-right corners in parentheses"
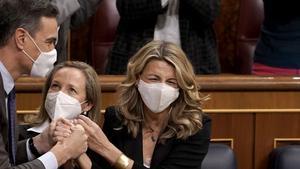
top-left (79, 40), bottom-right (211, 169)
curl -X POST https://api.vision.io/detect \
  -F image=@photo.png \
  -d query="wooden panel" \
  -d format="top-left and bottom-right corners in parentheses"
top-left (203, 91), bottom-right (300, 109)
top-left (16, 94), bottom-right (41, 111)
top-left (211, 138), bottom-right (235, 149)
top-left (255, 113), bottom-right (300, 169)
top-left (273, 138), bottom-right (300, 148)
top-left (210, 113), bottom-right (254, 169)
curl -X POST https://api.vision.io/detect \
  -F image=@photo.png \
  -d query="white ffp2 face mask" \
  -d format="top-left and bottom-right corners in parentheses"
top-left (45, 91), bottom-right (83, 120)
top-left (30, 49), bottom-right (57, 77)
top-left (137, 79), bottom-right (179, 113)
top-left (22, 32), bottom-right (57, 77)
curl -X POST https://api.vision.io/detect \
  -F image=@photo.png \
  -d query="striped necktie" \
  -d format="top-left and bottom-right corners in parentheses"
top-left (7, 87), bottom-right (16, 164)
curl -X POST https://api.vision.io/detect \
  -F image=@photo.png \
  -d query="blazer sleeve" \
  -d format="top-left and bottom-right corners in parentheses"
top-left (0, 133), bottom-right (45, 169)
top-left (181, 0), bottom-right (220, 26)
top-left (51, 0), bottom-right (81, 25)
top-left (116, 0), bottom-right (164, 21)
top-left (70, 0), bottom-right (102, 28)
top-left (0, 75), bottom-right (45, 169)
top-left (89, 106), bottom-right (124, 169)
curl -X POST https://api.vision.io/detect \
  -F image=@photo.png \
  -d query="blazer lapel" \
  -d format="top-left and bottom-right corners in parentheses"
top-left (119, 124), bottom-right (176, 168)
top-left (123, 128), bottom-right (143, 164)
top-left (151, 137), bottom-right (175, 168)
top-left (0, 73), bottom-right (8, 144)
top-left (124, 128), bottom-right (176, 168)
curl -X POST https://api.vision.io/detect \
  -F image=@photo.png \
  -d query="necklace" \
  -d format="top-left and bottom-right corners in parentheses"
top-left (150, 135), bottom-right (157, 142)
top-left (144, 127), bottom-right (158, 143)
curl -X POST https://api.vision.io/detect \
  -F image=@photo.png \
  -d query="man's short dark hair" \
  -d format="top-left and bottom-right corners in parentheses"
top-left (0, 0), bottom-right (58, 47)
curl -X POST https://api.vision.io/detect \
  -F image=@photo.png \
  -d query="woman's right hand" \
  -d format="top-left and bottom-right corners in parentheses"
top-left (53, 118), bottom-right (73, 143)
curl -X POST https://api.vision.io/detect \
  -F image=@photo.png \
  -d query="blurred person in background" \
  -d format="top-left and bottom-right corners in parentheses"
top-left (105, 0), bottom-right (221, 75)
top-left (51, 0), bottom-right (102, 63)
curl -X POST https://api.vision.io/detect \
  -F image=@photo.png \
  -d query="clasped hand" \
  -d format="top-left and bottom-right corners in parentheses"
top-left (52, 118), bottom-right (88, 159)
top-left (53, 118), bottom-right (84, 143)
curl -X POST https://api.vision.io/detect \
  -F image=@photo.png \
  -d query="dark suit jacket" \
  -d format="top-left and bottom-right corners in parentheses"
top-left (17, 125), bottom-right (80, 169)
top-left (0, 73), bottom-right (44, 168)
top-left (105, 0), bottom-right (220, 75)
top-left (88, 106), bottom-right (211, 169)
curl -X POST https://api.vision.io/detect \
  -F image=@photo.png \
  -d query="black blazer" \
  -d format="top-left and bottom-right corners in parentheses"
top-left (0, 73), bottom-right (44, 168)
top-left (88, 106), bottom-right (211, 169)
top-left (105, 0), bottom-right (220, 75)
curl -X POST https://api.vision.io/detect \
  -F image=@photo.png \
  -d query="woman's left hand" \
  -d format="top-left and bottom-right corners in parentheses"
top-left (76, 115), bottom-right (131, 167)
top-left (75, 115), bottom-right (110, 155)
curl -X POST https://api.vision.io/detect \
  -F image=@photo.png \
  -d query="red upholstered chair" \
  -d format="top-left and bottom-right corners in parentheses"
top-left (89, 0), bottom-right (119, 74)
top-left (234, 0), bottom-right (264, 74)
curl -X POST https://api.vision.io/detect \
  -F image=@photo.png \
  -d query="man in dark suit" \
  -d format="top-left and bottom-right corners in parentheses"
top-left (0, 0), bottom-right (88, 168)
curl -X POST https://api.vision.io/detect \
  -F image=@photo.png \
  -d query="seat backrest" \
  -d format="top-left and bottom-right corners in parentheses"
top-left (201, 143), bottom-right (237, 169)
top-left (89, 0), bottom-right (119, 74)
top-left (268, 145), bottom-right (300, 169)
top-left (234, 0), bottom-right (264, 74)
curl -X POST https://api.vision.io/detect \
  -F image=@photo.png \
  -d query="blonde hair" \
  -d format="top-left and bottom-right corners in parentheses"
top-left (118, 41), bottom-right (206, 141)
top-left (29, 61), bottom-right (101, 125)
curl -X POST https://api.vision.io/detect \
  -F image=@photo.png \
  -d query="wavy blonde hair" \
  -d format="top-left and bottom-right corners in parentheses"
top-left (118, 41), bottom-right (207, 141)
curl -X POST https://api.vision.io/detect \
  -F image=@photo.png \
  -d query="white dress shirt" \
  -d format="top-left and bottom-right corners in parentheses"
top-left (154, 0), bottom-right (181, 46)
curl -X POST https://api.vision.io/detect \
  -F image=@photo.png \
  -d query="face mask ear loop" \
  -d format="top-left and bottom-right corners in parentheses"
top-left (25, 31), bottom-right (42, 53)
top-left (80, 100), bottom-right (87, 105)
top-left (168, 107), bottom-right (173, 116)
top-left (22, 50), bottom-right (35, 63)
